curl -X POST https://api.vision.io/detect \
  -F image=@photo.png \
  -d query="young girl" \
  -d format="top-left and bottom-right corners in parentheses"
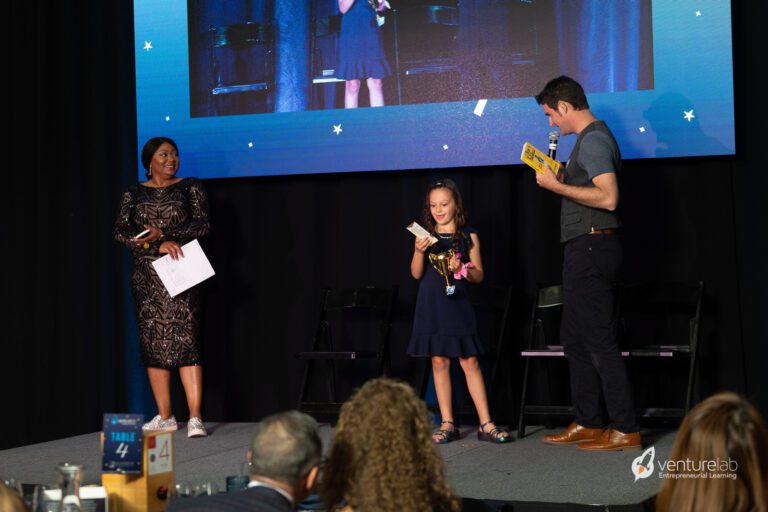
top-left (408, 179), bottom-right (511, 444)
top-left (337, 0), bottom-right (391, 108)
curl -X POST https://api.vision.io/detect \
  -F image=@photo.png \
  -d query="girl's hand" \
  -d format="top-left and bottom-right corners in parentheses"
top-left (135, 224), bottom-right (163, 245)
top-left (159, 241), bottom-right (184, 261)
top-left (448, 254), bottom-right (462, 273)
top-left (414, 236), bottom-right (431, 254)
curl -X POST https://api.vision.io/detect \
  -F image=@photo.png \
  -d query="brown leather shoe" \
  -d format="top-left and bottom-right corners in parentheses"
top-left (577, 429), bottom-right (642, 451)
top-left (542, 422), bottom-right (605, 445)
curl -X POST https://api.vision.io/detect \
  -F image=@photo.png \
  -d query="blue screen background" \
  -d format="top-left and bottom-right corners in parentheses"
top-left (134, 0), bottom-right (735, 180)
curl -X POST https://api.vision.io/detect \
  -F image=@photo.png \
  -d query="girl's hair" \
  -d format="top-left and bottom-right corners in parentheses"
top-left (655, 392), bottom-right (768, 512)
top-left (421, 178), bottom-right (470, 252)
top-left (321, 378), bottom-right (461, 512)
top-left (141, 137), bottom-right (179, 179)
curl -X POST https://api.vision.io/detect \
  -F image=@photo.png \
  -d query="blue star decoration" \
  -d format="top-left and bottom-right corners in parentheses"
top-left (144, 41), bottom-right (153, 51)
top-left (333, 124), bottom-right (342, 135)
top-left (683, 110), bottom-right (695, 122)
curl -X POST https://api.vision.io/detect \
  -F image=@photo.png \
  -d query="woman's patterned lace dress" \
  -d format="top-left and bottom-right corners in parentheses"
top-left (114, 178), bottom-right (210, 368)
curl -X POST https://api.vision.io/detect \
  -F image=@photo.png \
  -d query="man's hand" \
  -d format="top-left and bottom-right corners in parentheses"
top-left (535, 164), bottom-right (564, 192)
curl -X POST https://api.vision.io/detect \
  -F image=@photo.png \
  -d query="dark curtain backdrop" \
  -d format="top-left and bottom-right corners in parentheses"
top-left (4, 0), bottom-right (765, 451)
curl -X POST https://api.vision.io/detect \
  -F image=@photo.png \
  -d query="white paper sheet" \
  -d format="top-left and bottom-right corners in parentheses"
top-left (151, 239), bottom-right (215, 297)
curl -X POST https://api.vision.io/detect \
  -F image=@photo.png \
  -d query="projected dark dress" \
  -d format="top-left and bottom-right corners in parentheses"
top-left (114, 178), bottom-right (210, 368)
top-left (407, 228), bottom-right (485, 357)
top-left (338, 0), bottom-right (391, 80)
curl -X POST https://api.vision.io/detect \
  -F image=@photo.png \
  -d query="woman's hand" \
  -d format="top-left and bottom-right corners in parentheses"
top-left (414, 236), bottom-right (432, 254)
top-left (135, 224), bottom-right (163, 245)
top-left (159, 241), bottom-right (184, 261)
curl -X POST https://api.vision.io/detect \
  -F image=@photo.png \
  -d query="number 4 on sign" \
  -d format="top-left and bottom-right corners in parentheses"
top-left (116, 442), bottom-right (129, 459)
top-left (159, 439), bottom-right (170, 460)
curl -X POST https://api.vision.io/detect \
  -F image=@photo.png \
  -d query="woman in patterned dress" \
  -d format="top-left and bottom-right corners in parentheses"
top-left (114, 137), bottom-right (211, 438)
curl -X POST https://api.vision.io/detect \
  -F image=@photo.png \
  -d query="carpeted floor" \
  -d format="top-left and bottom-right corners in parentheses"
top-left (0, 423), bottom-right (674, 508)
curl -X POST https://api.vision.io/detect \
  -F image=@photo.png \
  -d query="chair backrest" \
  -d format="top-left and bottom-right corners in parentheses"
top-left (311, 13), bottom-right (342, 74)
top-left (618, 281), bottom-right (705, 350)
top-left (317, 286), bottom-right (397, 352)
top-left (208, 22), bottom-right (275, 87)
top-left (395, 3), bottom-right (460, 60)
top-left (527, 284), bottom-right (564, 349)
top-left (464, 284), bottom-right (513, 351)
top-left (211, 22), bottom-right (274, 48)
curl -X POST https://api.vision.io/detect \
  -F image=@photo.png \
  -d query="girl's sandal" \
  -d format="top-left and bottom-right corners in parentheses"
top-left (477, 420), bottom-right (512, 443)
top-left (433, 420), bottom-right (460, 444)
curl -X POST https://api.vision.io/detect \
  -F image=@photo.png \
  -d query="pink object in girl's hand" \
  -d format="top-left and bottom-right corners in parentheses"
top-left (454, 261), bottom-right (475, 280)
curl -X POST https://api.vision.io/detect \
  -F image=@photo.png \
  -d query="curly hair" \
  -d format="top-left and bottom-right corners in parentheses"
top-left (321, 378), bottom-right (461, 512)
top-left (421, 179), bottom-right (470, 253)
top-left (656, 392), bottom-right (768, 512)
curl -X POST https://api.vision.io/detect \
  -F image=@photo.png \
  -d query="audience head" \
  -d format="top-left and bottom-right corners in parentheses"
top-left (248, 410), bottom-right (322, 502)
top-left (322, 378), bottom-right (461, 512)
top-left (656, 392), bottom-right (768, 512)
top-left (0, 481), bottom-right (28, 512)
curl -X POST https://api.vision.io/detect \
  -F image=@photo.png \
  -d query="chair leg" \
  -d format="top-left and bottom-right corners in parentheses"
top-left (298, 358), bottom-right (314, 409)
top-left (517, 357), bottom-right (531, 439)
top-left (419, 359), bottom-right (431, 399)
top-left (325, 359), bottom-right (337, 403)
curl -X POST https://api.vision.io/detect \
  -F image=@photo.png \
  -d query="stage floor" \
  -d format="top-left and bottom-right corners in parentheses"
top-left (0, 423), bottom-right (674, 509)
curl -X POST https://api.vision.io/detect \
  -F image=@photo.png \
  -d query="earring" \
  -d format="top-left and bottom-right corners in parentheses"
top-left (148, 166), bottom-right (152, 177)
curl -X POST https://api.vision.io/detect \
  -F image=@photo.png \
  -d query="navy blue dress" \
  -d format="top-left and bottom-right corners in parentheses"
top-left (408, 228), bottom-right (486, 357)
top-left (338, 0), bottom-right (391, 80)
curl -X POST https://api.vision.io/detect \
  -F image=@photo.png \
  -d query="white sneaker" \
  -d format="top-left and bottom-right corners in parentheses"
top-left (187, 417), bottom-right (207, 438)
top-left (142, 414), bottom-right (178, 432)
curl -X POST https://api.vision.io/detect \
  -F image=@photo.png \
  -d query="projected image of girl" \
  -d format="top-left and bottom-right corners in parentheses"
top-left (338, 0), bottom-right (391, 108)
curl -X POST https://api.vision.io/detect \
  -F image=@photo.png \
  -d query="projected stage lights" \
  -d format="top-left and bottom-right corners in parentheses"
top-left (133, 0), bottom-right (736, 179)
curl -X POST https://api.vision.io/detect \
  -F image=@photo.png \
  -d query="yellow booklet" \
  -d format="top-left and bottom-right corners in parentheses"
top-left (520, 142), bottom-right (562, 175)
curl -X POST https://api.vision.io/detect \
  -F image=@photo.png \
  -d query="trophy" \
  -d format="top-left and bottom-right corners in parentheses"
top-left (429, 249), bottom-right (456, 296)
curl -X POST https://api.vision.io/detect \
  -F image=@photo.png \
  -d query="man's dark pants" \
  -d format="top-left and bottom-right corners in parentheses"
top-left (561, 233), bottom-right (639, 433)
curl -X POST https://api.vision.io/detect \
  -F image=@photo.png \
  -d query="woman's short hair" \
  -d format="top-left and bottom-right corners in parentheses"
top-left (140, 137), bottom-right (179, 177)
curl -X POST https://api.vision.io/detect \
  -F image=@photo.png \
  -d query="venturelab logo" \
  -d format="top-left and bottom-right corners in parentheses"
top-left (630, 445), bottom-right (739, 481)
top-left (632, 446), bottom-right (655, 481)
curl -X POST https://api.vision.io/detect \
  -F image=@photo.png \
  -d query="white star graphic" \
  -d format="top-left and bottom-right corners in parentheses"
top-left (248, 142), bottom-right (253, 148)
top-left (165, 115), bottom-right (171, 122)
top-left (683, 110), bottom-right (695, 122)
top-left (144, 41), bottom-right (153, 51)
top-left (333, 124), bottom-right (342, 135)
top-left (443, 144), bottom-right (449, 150)
top-left (695, 10), bottom-right (701, 17)
top-left (639, 126), bottom-right (646, 133)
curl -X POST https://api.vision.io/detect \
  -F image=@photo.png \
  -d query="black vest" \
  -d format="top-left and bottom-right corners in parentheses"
top-left (560, 121), bottom-right (622, 242)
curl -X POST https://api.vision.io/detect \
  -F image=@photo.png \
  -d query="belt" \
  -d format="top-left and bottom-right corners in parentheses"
top-left (589, 228), bottom-right (617, 235)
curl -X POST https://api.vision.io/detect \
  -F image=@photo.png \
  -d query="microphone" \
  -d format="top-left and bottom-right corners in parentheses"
top-left (548, 131), bottom-right (560, 160)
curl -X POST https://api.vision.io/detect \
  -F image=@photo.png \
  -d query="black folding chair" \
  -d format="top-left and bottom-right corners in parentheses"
top-left (297, 286), bottom-right (398, 417)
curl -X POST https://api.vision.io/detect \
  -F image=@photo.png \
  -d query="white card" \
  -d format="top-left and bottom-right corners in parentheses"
top-left (151, 239), bottom-right (215, 298)
top-left (406, 222), bottom-right (438, 245)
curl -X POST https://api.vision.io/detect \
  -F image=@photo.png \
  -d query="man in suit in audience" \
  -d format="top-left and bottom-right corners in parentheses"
top-left (167, 410), bottom-right (322, 511)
